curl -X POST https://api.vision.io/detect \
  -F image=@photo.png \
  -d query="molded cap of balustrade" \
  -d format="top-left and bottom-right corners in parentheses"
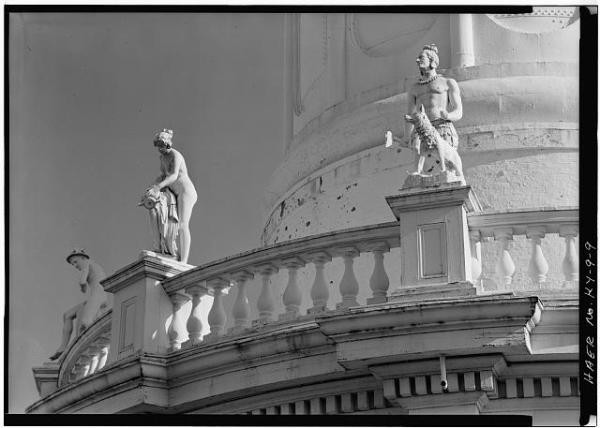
top-left (385, 185), bottom-right (482, 219)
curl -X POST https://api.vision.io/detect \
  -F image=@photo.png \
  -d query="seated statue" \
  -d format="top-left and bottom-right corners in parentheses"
top-left (49, 249), bottom-right (108, 361)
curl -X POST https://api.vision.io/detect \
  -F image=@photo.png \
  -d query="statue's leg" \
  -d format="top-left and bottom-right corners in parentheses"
top-left (415, 154), bottom-right (426, 174)
top-left (177, 193), bottom-right (197, 264)
top-left (453, 150), bottom-right (465, 183)
top-left (49, 303), bottom-right (83, 360)
top-left (437, 139), bottom-right (447, 172)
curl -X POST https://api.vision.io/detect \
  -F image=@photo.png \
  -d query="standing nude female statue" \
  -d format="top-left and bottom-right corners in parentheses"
top-left (144, 129), bottom-right (197, 264)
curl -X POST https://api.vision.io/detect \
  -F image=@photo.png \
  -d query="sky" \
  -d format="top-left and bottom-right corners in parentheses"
top-left (8, 12), bottom-right (284, 413)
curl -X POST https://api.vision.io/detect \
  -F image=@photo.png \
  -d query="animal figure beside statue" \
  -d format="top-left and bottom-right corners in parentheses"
top-left (404, 104), bottom-right (465, 185)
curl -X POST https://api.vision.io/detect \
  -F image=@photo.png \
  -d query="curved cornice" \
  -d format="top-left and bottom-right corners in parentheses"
top-left (28, 294), bottom-right (552, 414)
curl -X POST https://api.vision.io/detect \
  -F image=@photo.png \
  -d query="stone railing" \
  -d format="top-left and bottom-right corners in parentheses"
top-left (468, 208), bottom-right (579, 292)
top-left (57, 310), bottom-right (112, 387)
top-left (160, 206), bottom-right (578, 351)
top-left (161, 222), bottom-right (401, 351)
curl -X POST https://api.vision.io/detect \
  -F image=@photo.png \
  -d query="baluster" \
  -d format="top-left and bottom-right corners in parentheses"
top-left (72, 363), bottom-right (84, 381)
top-left (168, 292), bottom-right (190, 351)
top-left (494, 228), bottom-right (516, 289)
top-left (206, 278), bottom-right (229, 340)
top-left (86, 345), bottom-right (101, 375)
top-left (560, 225), bottom-right (579, 285)
top-left (81, 355), bottom-right (92, 378)
top-left (336, 247), bottom-right (360, 309)
top-left (527, 226), bottom-right (549, 289)
top-left (469, 231), bottom-right (483, 289)
top-left (74, 356), bottom-right (91, 380)
top-left (96, 336), bottom-right (110, 371)
top-left (229, 270), bottom-right (254, 334)
top-left (306, 251), bottom-right (332, 314)
top-left (280, 257), bottom-right (306, 321)
top-left (98, 346), bottom-right (109, 371)
top-left (364, 242), bottom-right (390, 304)
top-left (184, 284), bottom-right (207, 347)
top-left (253, 264), bottom-right (278, 326)
top-left (68, 366), bottom-right (77, 383)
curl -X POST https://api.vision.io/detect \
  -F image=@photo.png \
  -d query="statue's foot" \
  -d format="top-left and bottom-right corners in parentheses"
top-left (410, 171), bottom-right (422, 176)
top-left (49, 350), bottom-right (64, 361)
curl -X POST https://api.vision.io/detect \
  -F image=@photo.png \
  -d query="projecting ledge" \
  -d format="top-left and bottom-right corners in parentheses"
top-left (385, 185), bottom-right (482, 217)
top-left (26, 353), bottom-right (168, 414)
top-left (315, 295), bottom-right (542, 370)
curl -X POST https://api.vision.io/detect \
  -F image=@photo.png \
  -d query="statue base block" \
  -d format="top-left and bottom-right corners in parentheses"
top-left (402, 170), bottom-right (464, 190)
top-left (389, 281), bottom-right (477, 303)
top-left (139, 250), bottom-right (194, 270)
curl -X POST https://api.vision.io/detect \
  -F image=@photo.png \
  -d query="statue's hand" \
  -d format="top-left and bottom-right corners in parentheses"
top-left (439, 110), bottom-right (449, 120)
top-left (144, 185), bottom-right (161, 198)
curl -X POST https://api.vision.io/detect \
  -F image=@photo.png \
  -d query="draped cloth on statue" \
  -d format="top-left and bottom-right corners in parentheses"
top-left (140, 187), bottom-right (180, 258)
top-left (156, 188), bottom-right (179, 256)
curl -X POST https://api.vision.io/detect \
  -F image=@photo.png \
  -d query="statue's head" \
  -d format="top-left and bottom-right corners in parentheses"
top-left (416, 44), bottom-right (439, 71)
top-left (153, 129), bottom-right (174, 154)
top-left (66, 249), bottom-right (90, 270)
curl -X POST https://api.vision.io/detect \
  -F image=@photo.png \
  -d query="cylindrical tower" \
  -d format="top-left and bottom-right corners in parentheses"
top-left (262, 10), bottom-right (579, 290)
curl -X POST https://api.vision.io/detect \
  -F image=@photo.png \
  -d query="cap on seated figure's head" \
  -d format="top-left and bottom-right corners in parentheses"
top-left (66, 249), bottom-right (90, 264)
top-left (153, 128), bottom-right (174, 148)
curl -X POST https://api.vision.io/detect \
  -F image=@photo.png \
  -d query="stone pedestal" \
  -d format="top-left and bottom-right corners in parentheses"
top-left (32, 362), bottom-right (60, 398)
top-left (102, 251), bottom-right (194, 364)
top-left (385, 185), bottom-right (482, 300)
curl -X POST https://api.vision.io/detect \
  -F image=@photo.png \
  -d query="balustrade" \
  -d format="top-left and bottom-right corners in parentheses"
top-left (161, 222), bottom-right (400, 348)
top-left (158, 209), bottom-right (577, 352)
top-left (56, 312), bottom-right (112, 387)
top-left (468, 208), bottom-right (578, 292)
top-left (45, 209), bottom-right (578, 398)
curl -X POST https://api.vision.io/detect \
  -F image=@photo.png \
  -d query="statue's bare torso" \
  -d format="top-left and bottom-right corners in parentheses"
top-left (409, 76), bottom-right (453, 121)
